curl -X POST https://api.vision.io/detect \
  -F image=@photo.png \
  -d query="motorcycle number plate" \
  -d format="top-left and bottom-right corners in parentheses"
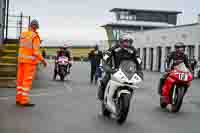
top-left (178, 73), bottom-right (188, 81)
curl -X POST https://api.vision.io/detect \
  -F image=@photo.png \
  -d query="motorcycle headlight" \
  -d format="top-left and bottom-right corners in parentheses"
top-left (130, 73), bottom-right (142, 84)
top-left (112, 70), bottom-right (128, 83)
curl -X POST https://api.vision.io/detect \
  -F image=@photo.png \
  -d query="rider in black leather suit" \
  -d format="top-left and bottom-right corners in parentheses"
top-left (97, 34), bottom-right (143, 101)
top-left (158, 42), bottom-right (192, 94)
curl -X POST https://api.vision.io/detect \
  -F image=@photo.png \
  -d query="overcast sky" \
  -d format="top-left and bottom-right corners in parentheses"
top-left (10, 0), bottom-right (200, 42)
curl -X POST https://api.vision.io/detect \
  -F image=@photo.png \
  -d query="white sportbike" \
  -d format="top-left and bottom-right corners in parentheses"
top-left (101, 60), bottom-right (143, 124)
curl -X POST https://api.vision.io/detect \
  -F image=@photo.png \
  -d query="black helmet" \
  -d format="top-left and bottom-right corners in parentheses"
top-left (174, 42), bottom-right (185, 48)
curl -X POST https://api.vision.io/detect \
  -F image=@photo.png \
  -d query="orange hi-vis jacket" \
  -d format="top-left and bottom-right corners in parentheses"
top-left (18, 30), bottom-right (44, 64)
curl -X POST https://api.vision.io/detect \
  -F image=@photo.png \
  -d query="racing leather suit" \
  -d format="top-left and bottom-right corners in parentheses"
top-left (158, 51), bottom-right (191, 94)
top-left (98, 44), bottom-right (143, 101)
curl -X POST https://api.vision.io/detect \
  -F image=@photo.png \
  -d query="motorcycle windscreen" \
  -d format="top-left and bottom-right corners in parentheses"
top-left (58, 56), bottom-right (69, 65)
top-left (174, 62), bottom-right (189, 72)
top-left (119, 60), bottom-right (136, 80)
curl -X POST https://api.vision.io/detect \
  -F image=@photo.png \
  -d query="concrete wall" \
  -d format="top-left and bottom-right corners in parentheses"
top-left (130, 24), bottom-right (200, 72)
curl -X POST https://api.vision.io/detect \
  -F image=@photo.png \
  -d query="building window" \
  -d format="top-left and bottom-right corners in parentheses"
top-left (118, 29), bottom-right (121, 40)
top-left (112, 29), bottom-right (121, 41)
top-left (128, 14), bottom-right (136, 21)
top-left (119, 11), bottom-right (129, 20)
top-left (119, 11), bottom-right (136, 21)
top-left (112, 29), bottom-right (117, 41)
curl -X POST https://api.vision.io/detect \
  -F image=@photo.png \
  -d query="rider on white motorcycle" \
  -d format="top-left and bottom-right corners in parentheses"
top-left (97, 34), bottom-right (143, 101)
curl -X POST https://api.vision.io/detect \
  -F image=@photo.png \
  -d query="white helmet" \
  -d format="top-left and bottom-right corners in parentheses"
top-left (119, 33), bottom-right (134, 45)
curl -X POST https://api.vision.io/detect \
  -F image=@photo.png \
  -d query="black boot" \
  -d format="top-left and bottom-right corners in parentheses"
top-left (158, 78), bottom-right (164, 95)
top-left (97, 83), bottom-right (105, 101)
top-left (16, 102), bottom-right (35, 107)
top-left (53, 69), bottom-right (57, 80)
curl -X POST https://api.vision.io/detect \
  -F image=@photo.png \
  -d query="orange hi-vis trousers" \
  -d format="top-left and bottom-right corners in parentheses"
top-left (16, 63), bottom-right (36, 104)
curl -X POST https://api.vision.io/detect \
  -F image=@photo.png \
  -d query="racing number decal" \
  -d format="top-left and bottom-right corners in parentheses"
top-left (178, 73), bottom-right (187, 80)
top-left (134, 75), bottom-right (139, 80)
top-left (133, 74), bottom-right (140, 81)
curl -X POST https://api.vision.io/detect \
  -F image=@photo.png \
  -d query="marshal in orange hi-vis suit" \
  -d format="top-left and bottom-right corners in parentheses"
top-left (16, 19), bottom-right (47, 106)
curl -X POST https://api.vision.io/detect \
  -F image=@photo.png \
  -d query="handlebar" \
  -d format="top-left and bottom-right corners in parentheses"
top-left (112, 68), bottom-right (118, 74)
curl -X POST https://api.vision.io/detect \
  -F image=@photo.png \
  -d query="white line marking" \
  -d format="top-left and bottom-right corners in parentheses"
top-left (0, 81), bottom-right (75, 101)
top-left (0, 90), bottom-right (69, 101)
top-left (0, 97), bottom-right (9, 100)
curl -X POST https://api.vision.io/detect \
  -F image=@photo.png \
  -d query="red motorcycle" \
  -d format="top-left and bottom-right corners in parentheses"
top-left (160, 63), bottom-right (193, 112)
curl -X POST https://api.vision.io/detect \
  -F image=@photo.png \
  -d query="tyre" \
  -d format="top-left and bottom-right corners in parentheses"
top-left (117, 94), bottom-right (131, 124)
top-left (198, 71), bottom-right (200, 78)
top-left (60, 74), bottom-right (65, 81)
top-left (160, 97), bottom-right (167, 108)
top-left (171, 86), bottom-right (184, 113)
top-left (101, 103), bottom-right (111, 117)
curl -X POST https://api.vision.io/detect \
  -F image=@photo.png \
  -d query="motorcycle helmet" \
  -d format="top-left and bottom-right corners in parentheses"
top-left (119, 33), bottom-right (134, 48)
top-left (30, 19), bottom-right (39, 29)
top-left (174, 42), bottom-right (185, 49)
top-left (174, 42), bottom-right (185, 54)
top-left (63, 44), bottom-right (69, 50)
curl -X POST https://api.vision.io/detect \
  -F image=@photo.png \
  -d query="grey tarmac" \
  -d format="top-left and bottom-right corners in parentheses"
top-left (0, 62), bottom-right (199, 133)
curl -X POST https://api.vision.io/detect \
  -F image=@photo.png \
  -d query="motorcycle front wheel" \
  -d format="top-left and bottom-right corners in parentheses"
top-left (60, 74), bottom-right (65, 81)
top-left (170, 86), bottom-right (185, 113)
top-left (117, 94), bottom-right (131, 124)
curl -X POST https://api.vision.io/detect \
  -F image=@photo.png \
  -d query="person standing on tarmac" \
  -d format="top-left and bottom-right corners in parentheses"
top-left (16, 19), bottom-right (47, 106)
top-left (88, 45), bottom-right (103, 84)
